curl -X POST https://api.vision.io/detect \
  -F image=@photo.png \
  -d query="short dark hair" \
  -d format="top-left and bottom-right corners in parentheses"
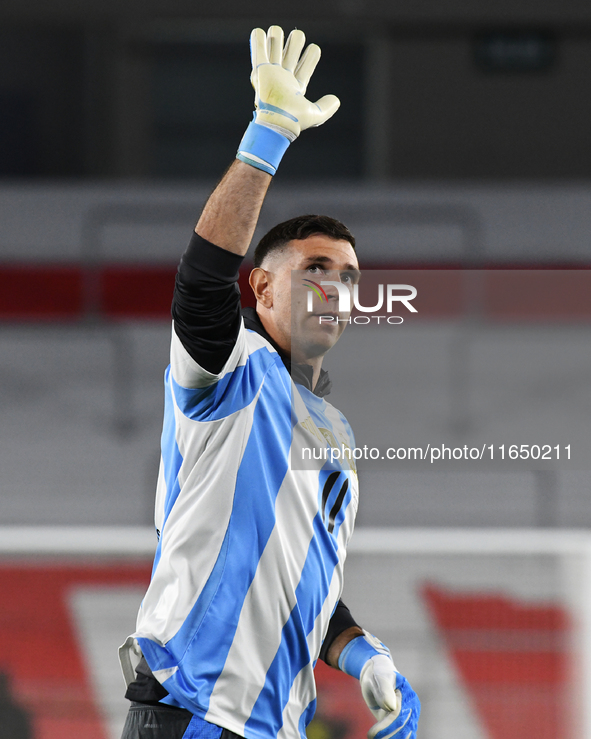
top-left (253, 214), bottom-right (355, 268)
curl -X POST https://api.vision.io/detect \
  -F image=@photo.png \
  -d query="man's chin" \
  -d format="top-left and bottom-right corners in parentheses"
top-left (290, 333), bottom-right (344, 361)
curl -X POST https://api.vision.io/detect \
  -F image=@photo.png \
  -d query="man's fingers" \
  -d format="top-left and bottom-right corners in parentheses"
top-left (295, 43), bottom-right (321, 91)
top-left (283, 29), bottom-right (306, 72)
top-left (267, 25), bottom-right (284, 65)
top-left (393, 688), bottom-right (402, 715)
top-left (250, 28), bottom-right (268, 72)
top-left (368, 709), bottom-right (412, 739)
top-left (373, 675), bottom-right (400, 714)
top-left (249, 25), bottom-right (341, 136)
top-left (311, 94), bottom-right (341, 126)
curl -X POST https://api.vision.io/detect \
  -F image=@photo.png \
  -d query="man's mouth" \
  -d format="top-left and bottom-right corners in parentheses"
top-left (313, 312), bottom-right (341, 323)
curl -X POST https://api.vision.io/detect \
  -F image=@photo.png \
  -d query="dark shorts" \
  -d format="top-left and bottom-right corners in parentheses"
top-left (121, 702), bottom-right (243, 739)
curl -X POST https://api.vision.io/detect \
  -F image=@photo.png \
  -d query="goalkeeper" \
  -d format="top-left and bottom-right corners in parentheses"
top-left (119, 26), bottom-right (420, 739)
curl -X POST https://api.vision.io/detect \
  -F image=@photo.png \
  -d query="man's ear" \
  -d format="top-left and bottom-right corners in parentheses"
top-left (249, 267), bottom-right (273, 308)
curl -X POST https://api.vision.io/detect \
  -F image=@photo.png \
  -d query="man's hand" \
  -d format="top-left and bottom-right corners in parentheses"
top-left (338, 632), bottom-right (421, 739)
top-left (362, 658), bottom-right (420, 739)
top-left (237, 25), bottom-right (340, 175)
top-left (250, 26), bottom-right (340, 138)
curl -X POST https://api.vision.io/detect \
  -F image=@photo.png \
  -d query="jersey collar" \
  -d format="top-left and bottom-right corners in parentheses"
top-left (242, 307), bottom-right (332, 398)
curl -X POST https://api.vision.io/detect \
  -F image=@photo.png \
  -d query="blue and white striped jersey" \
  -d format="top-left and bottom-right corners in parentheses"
top-left (121, 317), bottom-right (359, 739)
top-left (119, 232), bottom-right (360, 738)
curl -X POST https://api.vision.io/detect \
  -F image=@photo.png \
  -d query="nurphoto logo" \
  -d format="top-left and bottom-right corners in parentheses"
top-left (305, 280), bottom-right (418, 325)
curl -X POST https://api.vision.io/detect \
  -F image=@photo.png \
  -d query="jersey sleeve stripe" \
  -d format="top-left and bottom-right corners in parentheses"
top-left (171, 349), bottom-right (282, 422)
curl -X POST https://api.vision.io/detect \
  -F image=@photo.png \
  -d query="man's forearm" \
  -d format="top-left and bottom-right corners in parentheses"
top-left (195, 160), bottom-right (271, 256)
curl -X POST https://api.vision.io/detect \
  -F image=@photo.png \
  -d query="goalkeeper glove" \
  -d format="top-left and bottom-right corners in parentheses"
top-left (237, 25), bottom-right (341, 176)
top-left (338, 631), bottom-right (421, 739)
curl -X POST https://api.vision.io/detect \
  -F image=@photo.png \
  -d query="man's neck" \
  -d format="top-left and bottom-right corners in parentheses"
top-left (256, 310), bottom-right (324, 390)
top-left (292, 356), bottom-right (323, 391)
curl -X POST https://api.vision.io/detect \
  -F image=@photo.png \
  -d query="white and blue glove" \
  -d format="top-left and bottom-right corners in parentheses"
top-left (236, 25), bottom-right (341, 176)
top-left (338, 631), bottom-right (421, 739)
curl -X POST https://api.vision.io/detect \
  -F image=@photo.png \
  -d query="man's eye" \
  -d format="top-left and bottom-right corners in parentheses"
top-left (308, 265), bottom-right (324, 274)
top-left (341, 272), bottom-right (354, 284)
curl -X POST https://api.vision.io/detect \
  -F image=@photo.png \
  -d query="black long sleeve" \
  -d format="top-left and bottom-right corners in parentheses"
top-left (319, 600), bottom-right (361, 664)
top-left (172, 232), bottom-right (245, 374)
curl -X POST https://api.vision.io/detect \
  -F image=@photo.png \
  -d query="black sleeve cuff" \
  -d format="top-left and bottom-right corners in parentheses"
top-left (181, 232), bottom-right (245, 285)
top-left (319, 600), bottom-right (361, 664)
top-left (124, 656), bottom-right (169, 704)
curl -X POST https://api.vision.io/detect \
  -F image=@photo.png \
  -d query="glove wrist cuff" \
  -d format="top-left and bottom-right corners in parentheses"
top-left (236, 118), bottom-right (291, 175)
top-left (338, 635), bottom-right (383, 680)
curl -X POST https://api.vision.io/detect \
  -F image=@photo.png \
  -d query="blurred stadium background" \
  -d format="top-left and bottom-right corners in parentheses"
top-left (2, 1), bottom-right (591, 737)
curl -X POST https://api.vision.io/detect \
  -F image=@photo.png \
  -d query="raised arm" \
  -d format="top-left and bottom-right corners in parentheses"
top-left (173, 25), bottom-right (340, 374)
top-left (194, 25), bottom-right (340, 255)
